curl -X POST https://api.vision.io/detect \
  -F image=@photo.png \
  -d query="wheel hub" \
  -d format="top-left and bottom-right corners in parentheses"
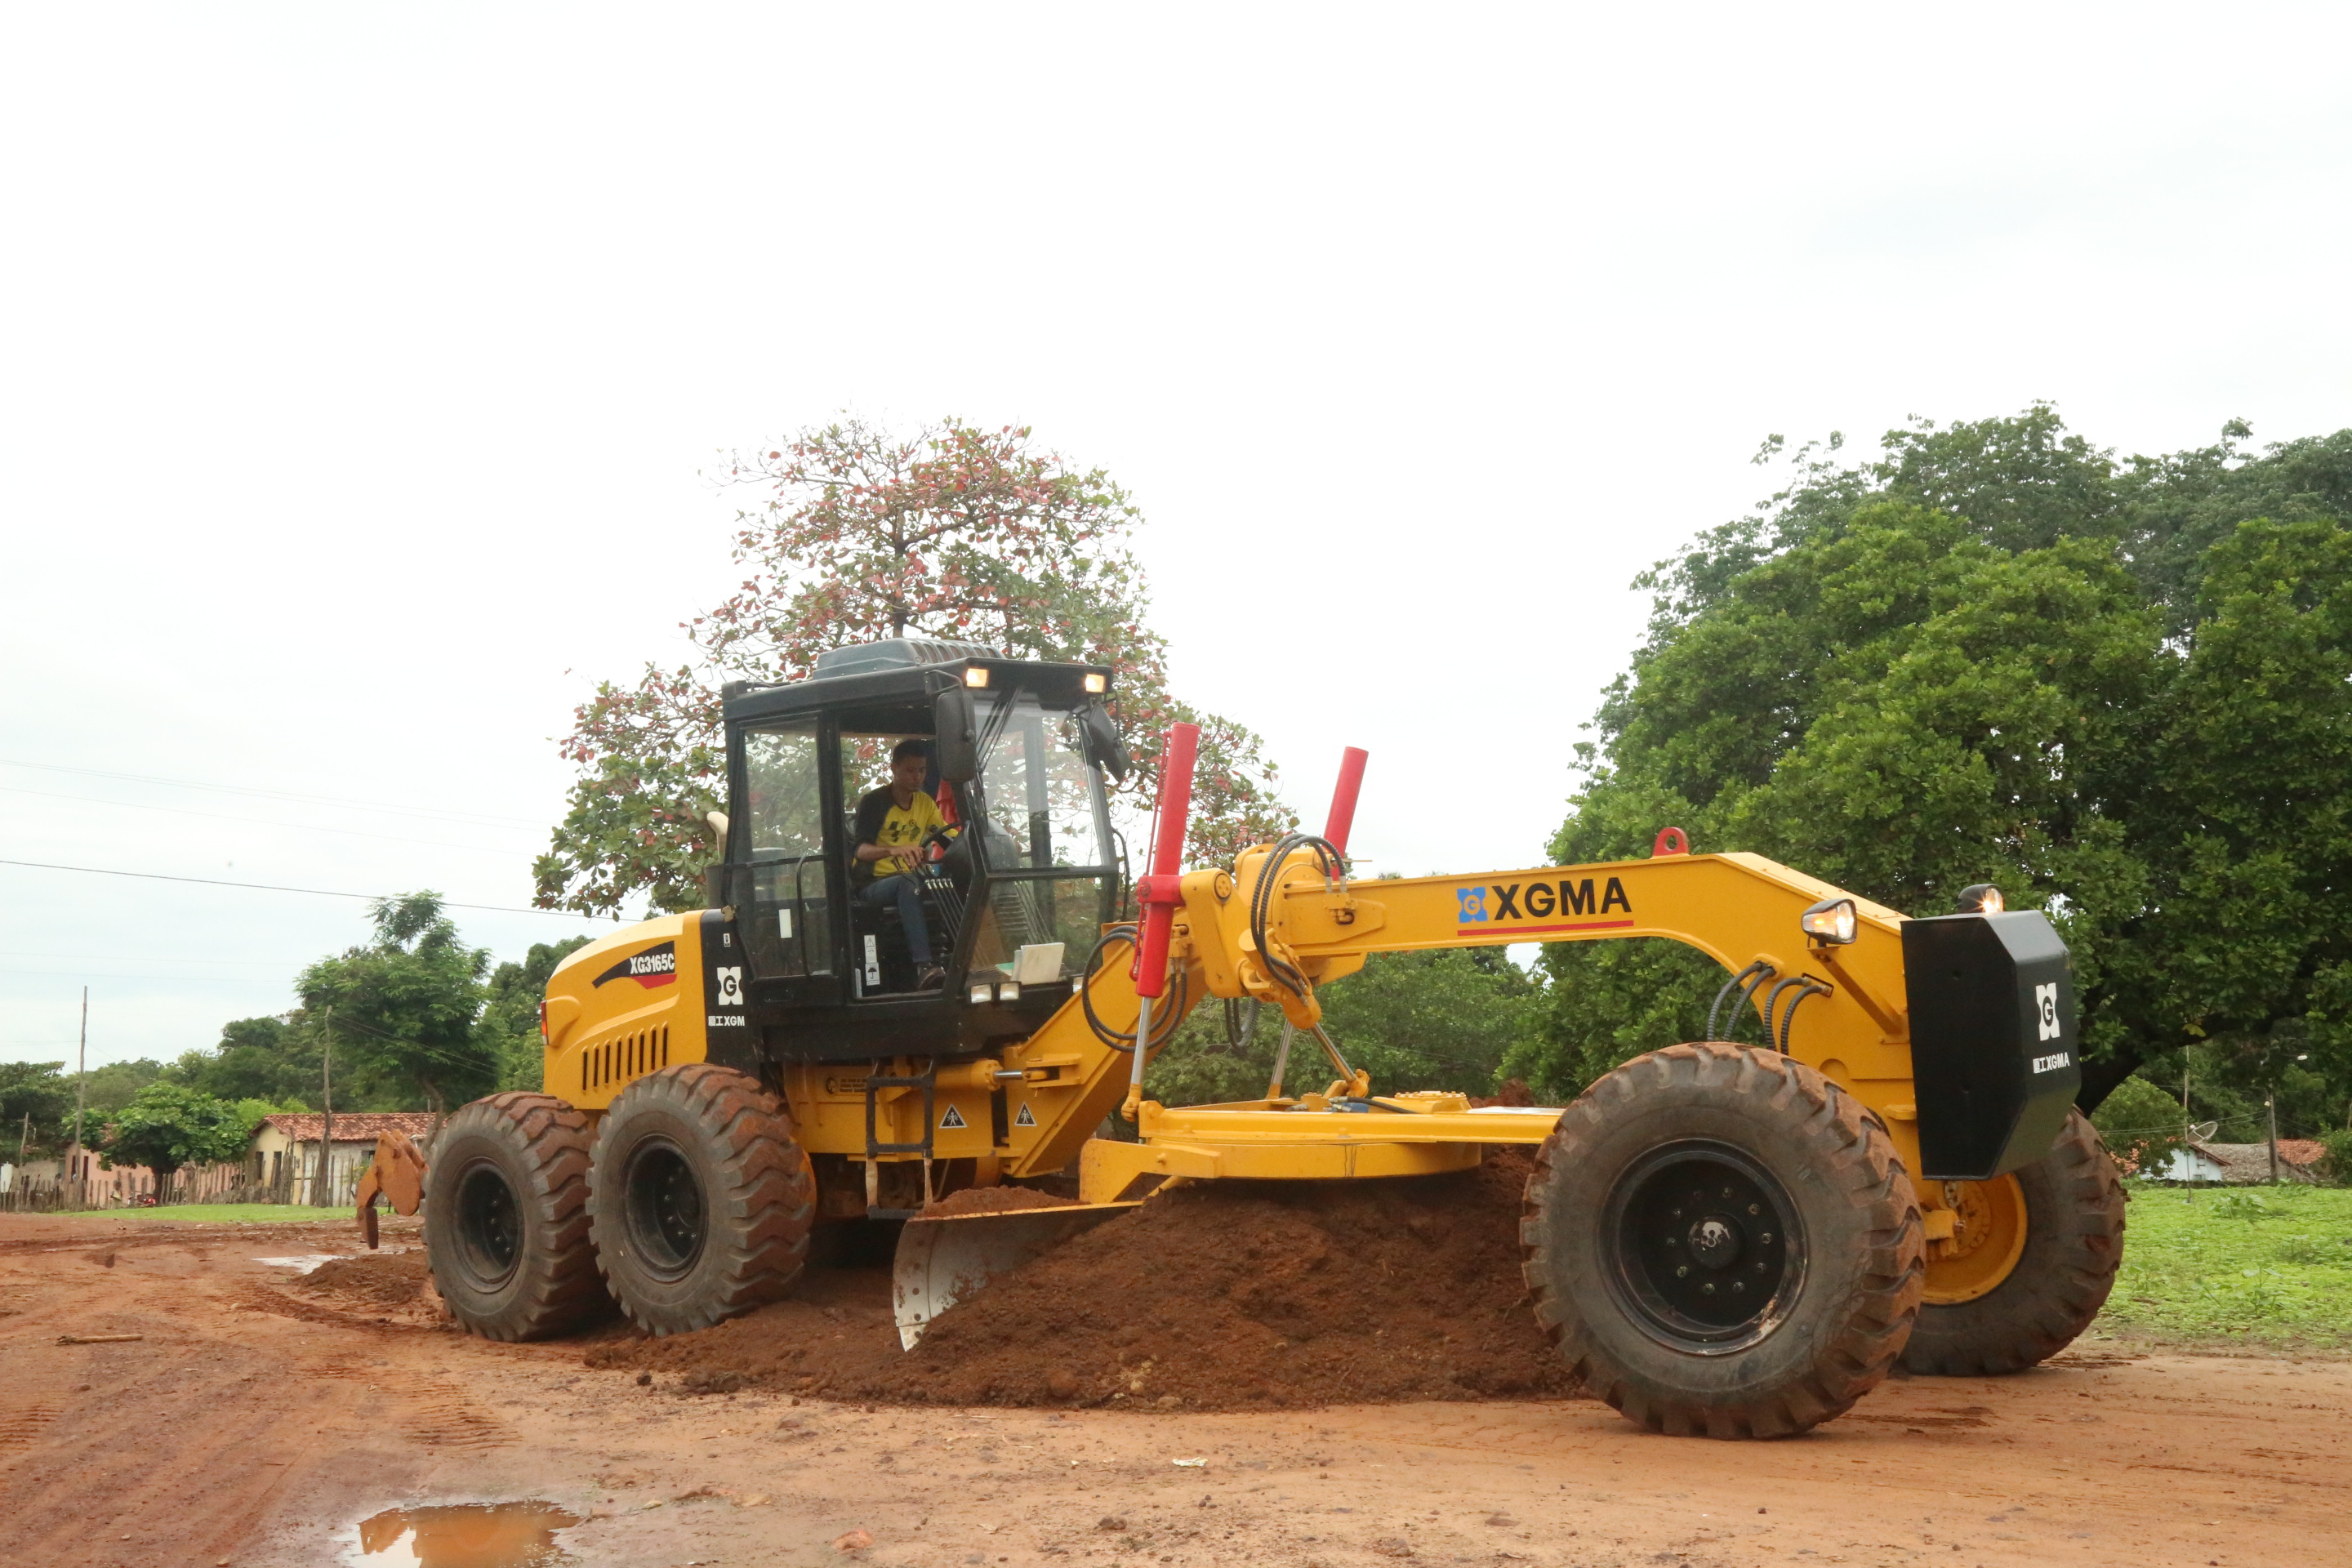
top-left (455, 1160), bottom-right (523, 1290)
top-left (1921, 1173), bottom-right (2028, 1304)
top-left (623, 1137), bottom-right (707, 1280)
top-left (1686, 1214), bottom-right (1743, 1268)
top-left (1604, 1141), bottom-right (1803, 1353)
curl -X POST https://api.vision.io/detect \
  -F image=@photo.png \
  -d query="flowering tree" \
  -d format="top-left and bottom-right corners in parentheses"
top-left (536, 417), bottom-right (1293, 915)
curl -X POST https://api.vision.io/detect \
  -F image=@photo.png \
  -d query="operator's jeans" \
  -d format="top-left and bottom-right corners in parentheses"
top-left (858, 874), bottom-right (934, 969)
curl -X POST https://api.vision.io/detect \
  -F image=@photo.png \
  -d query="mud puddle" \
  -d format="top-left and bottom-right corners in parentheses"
top-left (349, 1502), bottom-right (581, 1567)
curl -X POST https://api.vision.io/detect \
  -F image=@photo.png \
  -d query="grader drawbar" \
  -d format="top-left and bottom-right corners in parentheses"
top-left (365, 639), bottom-right (2123, 1438)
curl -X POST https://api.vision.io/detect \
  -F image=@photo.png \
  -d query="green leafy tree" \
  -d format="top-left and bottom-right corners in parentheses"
top-left (2088, 1074), bottom-right (2188, 1178)
top-left (0, 1062), bottom-right (73, 1157)
top-left (478, 934), bottom-right (596, 1092)
top-left (100, 1083), bottom-right (252, 1191)
top-left (1147, 945), bottom-right (1541, 1105)
top-left (537, 416), bottom-right (1294, 916)
top-left (1508, 408), bottom-right (2352, 1120)
top-left (166, 1017), bottom-right (318, 1107)
top-left (60, 1058), bottom-right (169, 1148)
top-left (298, 893), bottom-right (498, 1116)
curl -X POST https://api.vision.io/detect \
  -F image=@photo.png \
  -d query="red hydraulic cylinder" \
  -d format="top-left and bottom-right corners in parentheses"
top-left (1131, 722), bottom-right (1199, 1000)
top-left (1322, 746), bottom-right (1369, 858)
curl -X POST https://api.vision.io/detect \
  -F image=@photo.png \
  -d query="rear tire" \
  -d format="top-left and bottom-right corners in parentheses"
top-left (1900, 1108), bottom-right (2125, 1375)
top-left (423, 1093), bottom-right (608, 1342)
top-left (1520, 1043), bottom-right (1924, 1438)
top-left (588, 1064), bottom-right (816, 1336)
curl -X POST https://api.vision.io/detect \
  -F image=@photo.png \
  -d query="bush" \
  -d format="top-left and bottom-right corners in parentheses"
top-left (2317, 1128), bottom-right (2352, 1186)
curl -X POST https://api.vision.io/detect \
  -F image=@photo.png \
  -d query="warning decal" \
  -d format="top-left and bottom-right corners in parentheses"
top-left (1013, 1102), bottom-right (1036, 1128)
top-left (938, 1103), bottom-right (968, 1129)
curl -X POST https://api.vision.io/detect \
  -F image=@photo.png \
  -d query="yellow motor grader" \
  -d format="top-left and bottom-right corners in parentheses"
top-left (364, 639), bottom-right (2123, 1438)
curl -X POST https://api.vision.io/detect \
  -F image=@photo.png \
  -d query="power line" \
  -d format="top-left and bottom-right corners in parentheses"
top-left (0, 757), bottom-right (546, 830)
top-left (0, 856), bottom-right (599, 918)
top-left (0, 782), bottom-right (533, 858)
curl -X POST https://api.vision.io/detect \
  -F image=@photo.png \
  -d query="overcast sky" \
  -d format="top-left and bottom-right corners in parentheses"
top-left (4, 4), bottom-right (2347, 1069)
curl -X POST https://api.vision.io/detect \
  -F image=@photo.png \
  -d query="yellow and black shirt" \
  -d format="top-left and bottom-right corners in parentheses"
top-left (853, 786), bottom-right (945, 882)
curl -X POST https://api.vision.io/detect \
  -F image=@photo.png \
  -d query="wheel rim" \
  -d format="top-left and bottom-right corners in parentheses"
top-left (1601, 1139), bottom-right (1805, 1354)
top-left (455, 1160), bottom-right (523, 1290)
top-left (1922, 1174), bottom-right (2028, 1304)
top-left (623, 1137), bottom-right (706, 1280)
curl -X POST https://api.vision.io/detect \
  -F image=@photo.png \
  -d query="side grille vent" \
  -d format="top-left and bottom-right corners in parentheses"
top-left (580, 1025), bottom-right (671, 1093)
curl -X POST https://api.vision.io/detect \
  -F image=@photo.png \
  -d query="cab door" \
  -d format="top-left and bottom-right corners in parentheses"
top-left (729, 716), bottom-right (844, 1005)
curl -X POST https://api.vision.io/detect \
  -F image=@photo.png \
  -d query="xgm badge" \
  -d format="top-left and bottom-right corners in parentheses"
top-left (714, 966), bottom-right (745, 1008)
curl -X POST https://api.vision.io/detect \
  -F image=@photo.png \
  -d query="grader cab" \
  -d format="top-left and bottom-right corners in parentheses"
top-left (372, 639), bottom-right (2123, 1438)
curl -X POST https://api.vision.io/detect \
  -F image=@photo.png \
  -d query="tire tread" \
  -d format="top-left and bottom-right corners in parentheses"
top-left (590, 1063), bottom-right (815, 1336)
top-left (425, 1091), bottom-right (607, 1342)
top-left (1520, 1042), bottom-right (1924, 1439)
top-left (1900, 1109), bottom-right (2126, 1375)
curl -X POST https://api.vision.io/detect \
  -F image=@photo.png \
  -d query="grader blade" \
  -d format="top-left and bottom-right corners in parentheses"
top-left (892, 1204), bottom-right (1137, 1349)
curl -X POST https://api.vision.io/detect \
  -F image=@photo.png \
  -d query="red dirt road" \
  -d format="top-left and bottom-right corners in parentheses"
top-left (1, 1209), bottom-right (2345, 1568)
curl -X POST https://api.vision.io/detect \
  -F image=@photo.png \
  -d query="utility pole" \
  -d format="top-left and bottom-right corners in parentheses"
top-left (2268, 1088), bottom-right (2280, 1185)
top-left (66, 987), bottom-right (87, 1196)
top-left (313, 1007), bottom-right (335, 1208)
top-left (16, 1111), bottom-right (28, 1163)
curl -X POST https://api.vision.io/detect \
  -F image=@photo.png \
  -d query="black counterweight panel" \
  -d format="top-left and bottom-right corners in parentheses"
top-left (1902, 911), bottom-right (2081, 1181)
top-left (698, 911), bottom-right (759, 1073)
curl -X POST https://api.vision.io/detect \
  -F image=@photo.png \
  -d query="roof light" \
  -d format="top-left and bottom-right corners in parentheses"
top-left (1957, 884), bottom-right (2005, 914)
top-left (1800, 896), bottom-right (1858, 946)
top-left (964, 666), bottom-right (990, 688)
top-left (999, 981), bottom-right (1021, 1002)
top-left (969, 982), bottom-right (994, 1004)
top-left (1082, 671), bottom-right (1107, 694)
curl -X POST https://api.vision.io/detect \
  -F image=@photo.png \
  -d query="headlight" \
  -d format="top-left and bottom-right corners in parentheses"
top-left (1956, 883), bottom-right (2004, 914)
top-left (1800, 896), bottom-right (1858, 945)
top-left (969, 983), bottom-right (994, 1004)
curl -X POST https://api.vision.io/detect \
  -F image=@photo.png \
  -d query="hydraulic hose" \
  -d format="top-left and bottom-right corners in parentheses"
top-left (1081, 924), bottom-right (1189, 1054)
top-left (1759, 978), bottom-right (1807, 1051)
top-left (1247, 833), bottom-right (1344, 1001)
top-left (1758, 976), bottom-right (1833, 1054)
top-left (1776, 978), bottom-right (1833, 1055)
top-left (1706, 960), bottom-right (1775, 1040)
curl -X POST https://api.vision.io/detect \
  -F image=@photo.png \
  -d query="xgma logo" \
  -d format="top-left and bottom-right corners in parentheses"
top-left (1456, 876), bottom-right (1633, 929)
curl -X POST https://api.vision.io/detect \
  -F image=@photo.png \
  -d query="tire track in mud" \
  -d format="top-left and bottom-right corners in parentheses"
top-left (0, 1401), bottom-right (63, 1453)
top-left (279, 1339), bottom-right (514, 1452)
top-left (403, 1376), bottom-right (514, 1450)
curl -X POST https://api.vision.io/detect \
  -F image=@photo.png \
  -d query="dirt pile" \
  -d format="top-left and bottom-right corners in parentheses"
top-left (588, 1151), bottom-right (1579, 1410)
top-left (923, 1186), bottom-right (1078, 1217)
top-left (300, 1249), bottom-right (431, 1310)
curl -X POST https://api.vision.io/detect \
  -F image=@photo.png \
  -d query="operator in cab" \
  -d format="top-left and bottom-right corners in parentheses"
top-left (854, 737), bottom-right (947, 991)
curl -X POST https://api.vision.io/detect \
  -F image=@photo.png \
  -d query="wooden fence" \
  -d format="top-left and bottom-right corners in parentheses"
top-left (0, 1160), bottom-right (366, 1214)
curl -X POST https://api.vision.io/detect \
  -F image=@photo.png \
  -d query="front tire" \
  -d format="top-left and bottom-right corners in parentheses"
top-left (1520, 1043), bottom-right (1924, 1438)
top-left (588, 1064), bottom-right (816, 1336)
top-left (423, 1093), bottom-right (608, 1341)
top-left (1900, 1109), bottom-right (2125, 1375)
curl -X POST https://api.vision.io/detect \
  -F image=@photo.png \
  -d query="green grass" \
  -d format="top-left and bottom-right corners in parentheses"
top-left (2098, 1183), bottom-right (2352, 1349)
top-left (42, 1203), bottom-right (370, 1224)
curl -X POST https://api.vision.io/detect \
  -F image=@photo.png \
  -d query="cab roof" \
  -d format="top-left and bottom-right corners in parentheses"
top-left (721, 638), bottom-right (1112, 725)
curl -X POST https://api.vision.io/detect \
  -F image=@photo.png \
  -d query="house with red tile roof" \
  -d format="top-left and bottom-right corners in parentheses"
top-left (248, 1112), bottom-right (437, 1204)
